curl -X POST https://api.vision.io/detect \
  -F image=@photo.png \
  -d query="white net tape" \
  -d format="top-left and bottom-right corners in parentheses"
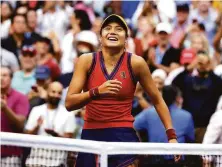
top-left (1, 132), bottom-right (222, 167)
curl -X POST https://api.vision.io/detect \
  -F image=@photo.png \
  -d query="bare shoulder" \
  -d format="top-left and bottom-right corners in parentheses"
top-left (130, 54), bottom-right (147, 74)
top-left (76, 53), bottom-right (94, 71)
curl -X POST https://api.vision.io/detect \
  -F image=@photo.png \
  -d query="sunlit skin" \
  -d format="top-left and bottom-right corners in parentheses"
top-left (100, 22), bottom-right (126, 49)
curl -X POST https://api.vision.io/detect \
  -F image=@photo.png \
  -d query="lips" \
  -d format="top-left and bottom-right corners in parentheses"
top-left (107, 37), bottom-right (118, 41)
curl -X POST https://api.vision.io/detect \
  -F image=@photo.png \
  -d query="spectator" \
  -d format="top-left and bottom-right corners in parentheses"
top-left (0, 47), bottom-right (19, 72)
top-left (25, 81), bottom-right (76, 167)
top-left (172, 50), bottom-right (222, 143)
top-left (59, 30), bottom-right (98, 88)
top-left (213, 13), bottom-right (222, 64)
top-left (165, 48), bottom-right (196, 85)
top-left (148, 22), bottom-right (181, 73)
top-left (189, 1), bottom-right (218, 44)
top-left (28, 65), bottom-right (52, 111)
top-left (91, 13), bottom-right (103, 36)
top-left (37, 1), bottom-right (69, 43)
top-left (136, 16), bottom-right (156, 52)
top-left (133, 69), bottom-right (167, 116)
top-left (134, 85), bottom-right (194, 166)
top-left (25, 9), bottom-right (42, 44)
top-left (35, 37), bottom-right (61, 80)
top-left (1, 13), bottom-right (33, 59)
top-left (11, 45), bottom-right (37, 95)
top-left (202, 109), bottom-right (222, 166)
top-left (1, 66), bottom-right (29, 166)
top-left (60, 9), bottom-right (92, 74)
top-left (0, 1), bottom-right (13, 39)
top-left (170, 3), bottom-right (190, 48)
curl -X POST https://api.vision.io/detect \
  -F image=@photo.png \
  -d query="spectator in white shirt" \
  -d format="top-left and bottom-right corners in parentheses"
top-left (60, 9), bottom-right (92, 74)
top-left (37, 1), bottom-right (69, 43)
top-left (0, 2), bottom-right (13, 39)
top-left (202, 109), bottom-right (222, 167)
top-left (24, 81), bottom-right (76, 167)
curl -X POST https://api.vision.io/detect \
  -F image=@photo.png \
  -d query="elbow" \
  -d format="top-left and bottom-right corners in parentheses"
top-left (65, 98), bottom-right (78, 111)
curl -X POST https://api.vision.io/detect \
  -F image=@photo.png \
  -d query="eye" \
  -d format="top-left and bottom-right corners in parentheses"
top-left (104, 26), bottom-right (111, 31)
top-left (116, 27), bottom-right (123, 32)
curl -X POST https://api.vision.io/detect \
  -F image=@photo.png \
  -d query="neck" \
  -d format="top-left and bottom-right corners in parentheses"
top-left (101, 47), bottom-right (125, 59)
top-left (13, 33), bottom-right (24, 43)
top-left (24, 68), bottom-right (34, 75)
top-left (47, 103), bottom-right (58, 110)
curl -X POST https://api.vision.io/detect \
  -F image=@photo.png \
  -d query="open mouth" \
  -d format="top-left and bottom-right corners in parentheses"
top-left (107, 37), bottom-right (118, 41)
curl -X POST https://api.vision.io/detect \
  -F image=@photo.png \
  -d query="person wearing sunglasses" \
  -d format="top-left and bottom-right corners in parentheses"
top-left (11, 45), bottom-right (37, 95)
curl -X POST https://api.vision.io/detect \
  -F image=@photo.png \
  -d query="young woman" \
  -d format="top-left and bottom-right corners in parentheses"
top-left (65, 14), bottom-right (179, 167)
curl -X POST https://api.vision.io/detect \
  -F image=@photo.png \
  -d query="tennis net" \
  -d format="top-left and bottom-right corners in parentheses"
top-left (1, 132), bottom-right (222, 167)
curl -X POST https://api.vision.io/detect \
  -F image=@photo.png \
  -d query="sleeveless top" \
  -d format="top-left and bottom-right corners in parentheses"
top-left (84, 51), bottom-right (137, 129)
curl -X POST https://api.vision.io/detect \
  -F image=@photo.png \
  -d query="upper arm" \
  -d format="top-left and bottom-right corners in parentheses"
top-left (131, 55), bottom-right (161, 104)
top-left (203, 111), bottom-right (222, 144)
top-left (66, 53), bottom-right (93, 96)
top-left (15, 95), bottom-right (30, 119)
top-left (25, 108), bottom-right (38, 131)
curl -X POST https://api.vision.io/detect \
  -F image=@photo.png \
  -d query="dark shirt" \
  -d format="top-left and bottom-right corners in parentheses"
top-left (172, 70), bottom-right (222, 127)
top-left (1, 35), bottom-right (33, 59)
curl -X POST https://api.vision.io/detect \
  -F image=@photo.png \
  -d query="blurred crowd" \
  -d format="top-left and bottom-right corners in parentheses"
top-left (1, 0), bottom-right (222, 166)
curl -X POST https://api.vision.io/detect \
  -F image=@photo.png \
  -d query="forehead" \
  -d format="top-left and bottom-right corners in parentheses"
top-left (49, 84), bottom-right (63, 92)
top-left (1, 67), bottom-right (11, 75)
top-left (104, 22), bottom-right (123, 27)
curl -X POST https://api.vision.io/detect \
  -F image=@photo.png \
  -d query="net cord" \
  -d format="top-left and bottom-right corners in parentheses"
top-left (1, 132), bottom-right (222, 167)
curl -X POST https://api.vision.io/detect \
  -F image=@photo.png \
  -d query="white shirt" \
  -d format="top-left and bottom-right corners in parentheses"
top-left (0, 19), bottom-right (11, 39)
top-left (165, 67), bottom-right (185, 85)
top-left (25, 104), bottom-right (76, 136)
top-left (37, 7), bottom-right (69, 43)
top-left (25, 104), bottom-right (76, 167)
top-left (203, 110), bottom-right (222, 144)
top-left (60, 31), bottom-right (77, 74)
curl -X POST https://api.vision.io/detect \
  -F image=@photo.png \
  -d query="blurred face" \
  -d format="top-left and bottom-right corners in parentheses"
top-left (101, 22), bottom-right (126, 49)
top-left (1, 67), bottom-right (12, 90)
top-left (16, 6), bottom-right (28, 15)
top-left (157, 32), bottom-right (169, 46)
top-left (153, 77), bottom-right (164, 92)
top-left (138, 17), bottom-right (154, 35)
top-left (47, 82), bottom-right (63, 106)
top-left (35, 42), bottom-right (49, 55)
top-left (177, 11), bottom-right (189, 24)
top-left (45, 1), bottom-right (56, 10)
top-left (12, 15), bottom-right (27, 34)
top-left (92, 17), bottom-right (103, 35)
top-left (198, 1), bottom-right (210, 13)
top-left (196, 54), bottom-right (210, 74)
top-left (76, 42), bottom-right (93, 57)
top-left (191, 37), bottom-right (204, 52)
top-left (27, 10), bottom-right (37, 30)
top-left (20, 52), bottom-right (36, 71)
top-left (1, 2), bottom-right (12, 19)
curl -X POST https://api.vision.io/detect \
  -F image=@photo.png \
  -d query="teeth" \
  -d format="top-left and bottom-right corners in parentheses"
top-left (108, 37), bottom-right (118, 41)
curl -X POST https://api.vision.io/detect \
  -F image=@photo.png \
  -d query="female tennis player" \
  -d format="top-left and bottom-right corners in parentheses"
top-left (65, 14), bottom-right (179, 167)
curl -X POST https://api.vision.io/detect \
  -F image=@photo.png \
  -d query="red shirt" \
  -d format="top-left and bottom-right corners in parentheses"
top-left (84, 51), bottom-right (137, 129)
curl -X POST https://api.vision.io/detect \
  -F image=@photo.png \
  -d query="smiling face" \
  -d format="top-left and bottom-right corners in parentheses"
top-left (100, 22), bottom-right (126, 49)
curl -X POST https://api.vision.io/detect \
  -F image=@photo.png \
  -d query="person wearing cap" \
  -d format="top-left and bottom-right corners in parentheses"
top-left (172, 50), bottom-right (222, 143)
top-left (148, 22), bottom-right (181, 73)
top-left (11, 45), bottom-right (37, 95)
top-left (28, 65), bottom-right (52, 111)
top-left (165, 48), bottom-right (196, 85)
top-left (66, 14), bottom-right (180, 167)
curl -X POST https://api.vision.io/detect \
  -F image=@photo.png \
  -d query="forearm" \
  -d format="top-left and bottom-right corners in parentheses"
top-left (25, 125), bottom-right (40, 135)
top-left (153, 97), bottom-right (173, 129)
top-left (3, 107), bottom-right (25, 132)
top-left (65, 91), bottom-right (91, 111)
